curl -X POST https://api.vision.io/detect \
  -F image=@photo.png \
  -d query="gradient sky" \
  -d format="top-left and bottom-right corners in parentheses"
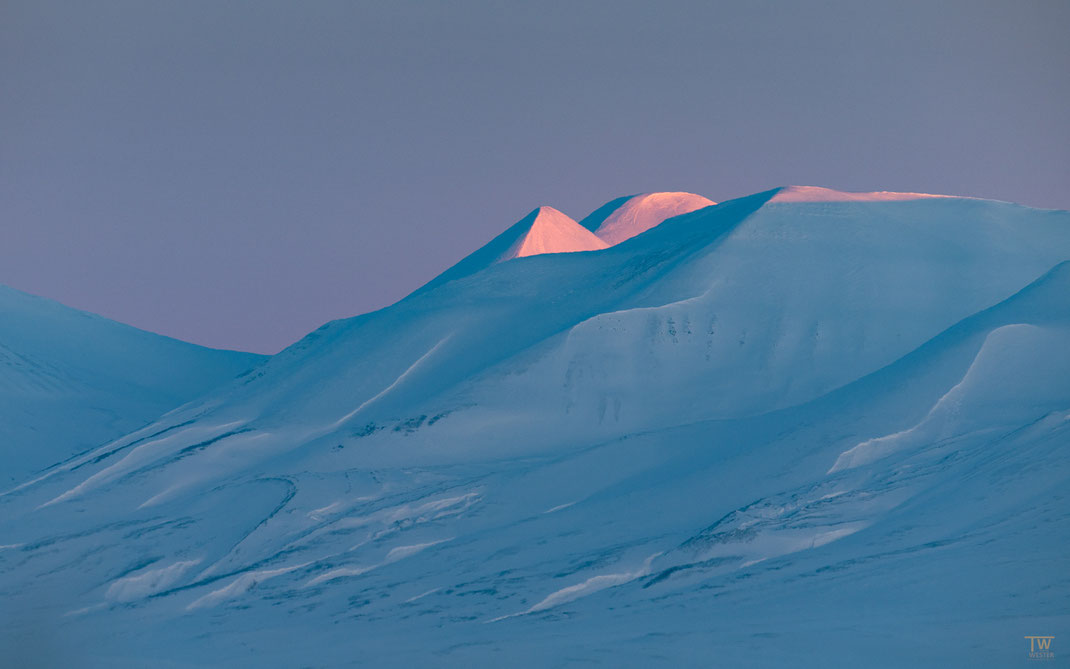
top-left (2, 0), bottom-right (1068, 354)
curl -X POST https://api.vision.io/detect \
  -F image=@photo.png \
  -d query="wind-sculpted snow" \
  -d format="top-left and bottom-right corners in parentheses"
top-left (106, 559), bottom-right (202, 602)
top-left (0, 189), bottom-right (1068, 667)
top-left (830, 323), bottom-right (1070, 473)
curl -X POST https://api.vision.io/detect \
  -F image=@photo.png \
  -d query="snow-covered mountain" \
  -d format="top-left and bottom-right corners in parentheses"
top-left (0, 285), bottom-right (265, 486)
top-left (1, 187), bottom-right (1068, 667)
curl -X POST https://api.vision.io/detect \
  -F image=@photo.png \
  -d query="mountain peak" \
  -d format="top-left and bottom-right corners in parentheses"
top-left (418, 204), bottom-right (610, 292)
top-left (580, 192), bottom-right (716, 245)
top-left (500, 206), bottom-right (607, 262)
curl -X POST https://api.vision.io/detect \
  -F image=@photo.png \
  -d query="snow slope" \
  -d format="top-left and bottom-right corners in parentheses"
top-left (0, 188), bottom-right (1068, 667)
top-left (0, 284), bottom-right (265, 486)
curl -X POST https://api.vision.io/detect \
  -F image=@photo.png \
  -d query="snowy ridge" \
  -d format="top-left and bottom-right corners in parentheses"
top-left (0, 188), bottom-right (1068, 667)
top-left (769, 184), bottom-right (953, 202)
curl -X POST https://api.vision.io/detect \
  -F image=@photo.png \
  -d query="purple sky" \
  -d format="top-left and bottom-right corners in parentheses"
top-left (2, 1), bottom-right (1068, 354)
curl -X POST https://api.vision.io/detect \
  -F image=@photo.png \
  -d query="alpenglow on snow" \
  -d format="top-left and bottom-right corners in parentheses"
top-left (1, 186), bottom-right (1068, 668)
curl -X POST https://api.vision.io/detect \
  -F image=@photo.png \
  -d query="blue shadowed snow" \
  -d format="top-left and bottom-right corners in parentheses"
top-left (0, 285), bottom-right (265, 485)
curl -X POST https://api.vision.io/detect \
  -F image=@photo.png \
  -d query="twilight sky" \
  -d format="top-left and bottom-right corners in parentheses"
top-left (2, 0), bottom-right (1068, 354)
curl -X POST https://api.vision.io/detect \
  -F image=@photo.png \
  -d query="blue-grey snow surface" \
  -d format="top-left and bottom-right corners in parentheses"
top-left (1, 187), bottom-right (1068, 667)
top-left (0, 285), bottom-right (265, 486)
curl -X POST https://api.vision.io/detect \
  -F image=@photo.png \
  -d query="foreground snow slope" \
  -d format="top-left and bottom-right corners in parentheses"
top-left (0, 187), bottom-right (1068, 667)
top-left (0, 285), bottom-right (265, 485)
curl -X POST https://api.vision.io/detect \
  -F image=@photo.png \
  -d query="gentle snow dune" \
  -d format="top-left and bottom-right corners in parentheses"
top-left (580, 191), bottom-right (716, 244)
top-left (1, 188), bottom-right (1068, 667)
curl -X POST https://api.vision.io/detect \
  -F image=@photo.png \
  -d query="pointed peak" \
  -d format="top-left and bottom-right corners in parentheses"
top-left (531, 205), bottom-right (568, 217)
top-left (501, 207), bottom-right (608, 261)
top-left (418, 205), bottom-right (611, 293)
top-left (581, 191), bottom-right (716, 245)
top-left (769, 185), bottom-right (953, 203)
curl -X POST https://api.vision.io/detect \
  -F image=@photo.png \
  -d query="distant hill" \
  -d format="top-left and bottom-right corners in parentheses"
top-left (0, 283), bottom-right (265, 485)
